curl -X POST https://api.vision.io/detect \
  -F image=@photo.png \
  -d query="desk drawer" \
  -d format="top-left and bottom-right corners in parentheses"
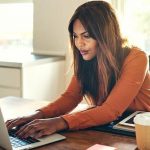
top-left (0, 87), bottom-right (21, 98)
top-left (0, 67), bottom-right (21, 88)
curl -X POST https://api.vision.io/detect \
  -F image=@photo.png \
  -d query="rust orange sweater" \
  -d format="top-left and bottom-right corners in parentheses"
top-left (40, 48), bottom-right (150, 130)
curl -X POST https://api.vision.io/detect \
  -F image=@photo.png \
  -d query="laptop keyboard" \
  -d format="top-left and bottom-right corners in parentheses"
top-left (9, 129), bottom-right (39, 148)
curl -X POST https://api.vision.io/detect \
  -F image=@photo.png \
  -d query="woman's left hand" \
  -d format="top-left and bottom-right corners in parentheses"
top-left (16, 117), bottom-right (68, 139)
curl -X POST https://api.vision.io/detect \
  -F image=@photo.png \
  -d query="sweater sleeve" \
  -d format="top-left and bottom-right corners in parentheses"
top-left (62, 51), bottom-right (149, 130)
top-left (39, 76), bottom-right (83, 118)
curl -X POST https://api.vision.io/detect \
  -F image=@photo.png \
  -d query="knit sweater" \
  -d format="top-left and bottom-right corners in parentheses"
top-left (40, 48), bottom-right (150, 130)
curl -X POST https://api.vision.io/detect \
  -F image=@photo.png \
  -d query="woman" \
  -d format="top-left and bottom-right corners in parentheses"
top-left (6, 1), bottom-right (150, 139)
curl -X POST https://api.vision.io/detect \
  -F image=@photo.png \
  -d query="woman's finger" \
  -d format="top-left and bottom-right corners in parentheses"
top-left (6, 118), bottom-right (23, 129)
top-left (34, 127), bottom-right (55, 139)
top-left (17, 121), bottom-right (43, 138)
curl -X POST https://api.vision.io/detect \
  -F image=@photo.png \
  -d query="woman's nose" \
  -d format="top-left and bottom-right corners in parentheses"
top-left (76, 37), bottom-right (85, 49)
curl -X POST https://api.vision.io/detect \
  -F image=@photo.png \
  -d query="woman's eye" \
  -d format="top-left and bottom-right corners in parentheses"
top-left (84, 34), bottom-right (90, 38)
top-left (73, 34), bottom-right (77, 39)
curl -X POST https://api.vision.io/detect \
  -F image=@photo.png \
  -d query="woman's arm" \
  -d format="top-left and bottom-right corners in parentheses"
top-left (6, 76), bottom-right (82, 135)
top-left (39, 75), bottom-right (83, 118)
top-left (62, 50), bottom-right (149, 130)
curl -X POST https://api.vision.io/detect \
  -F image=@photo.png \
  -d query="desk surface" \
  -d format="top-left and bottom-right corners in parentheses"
top-left (0, 96), bottom-right (137, 150)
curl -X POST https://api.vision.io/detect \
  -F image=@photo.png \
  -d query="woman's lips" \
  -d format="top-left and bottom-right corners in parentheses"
top-left (80, 50), bottom-right (88, 55)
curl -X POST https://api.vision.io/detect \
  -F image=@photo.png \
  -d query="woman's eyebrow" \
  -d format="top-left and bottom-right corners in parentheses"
top-left (73, 31), bottom-right (88, 35)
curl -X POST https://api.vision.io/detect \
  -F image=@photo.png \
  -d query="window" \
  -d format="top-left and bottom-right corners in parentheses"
top-left (121, 0), bottom-right (150, 54)
top-left (0, 1), bottom-right (33, 53)
top-left (89, 0), bottom-right (150, 55)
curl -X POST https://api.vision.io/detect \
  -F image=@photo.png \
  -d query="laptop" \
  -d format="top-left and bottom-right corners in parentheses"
top-left (0, 108), bottom-right (66, 150)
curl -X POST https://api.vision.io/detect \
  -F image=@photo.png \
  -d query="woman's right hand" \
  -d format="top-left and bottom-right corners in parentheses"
top-left (6, 111), bottom-right (44, 130)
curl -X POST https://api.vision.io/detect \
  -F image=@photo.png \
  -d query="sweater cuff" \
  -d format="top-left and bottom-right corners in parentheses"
top-left (62, 113), bottom-right (92, 130)
top-left (61, 114), bottom-right (79, 130)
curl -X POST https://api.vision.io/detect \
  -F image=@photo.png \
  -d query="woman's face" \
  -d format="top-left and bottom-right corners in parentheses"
top-left (73, 19), bottom-right (97, 61)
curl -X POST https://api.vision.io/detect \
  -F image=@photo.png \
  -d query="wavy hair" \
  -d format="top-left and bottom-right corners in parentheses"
top-left (68, 1), bottom-right (130, 104)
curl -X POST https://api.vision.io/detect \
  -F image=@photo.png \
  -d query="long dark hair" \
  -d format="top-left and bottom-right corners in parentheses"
top-left (68, 1), bottom-right (130, 105)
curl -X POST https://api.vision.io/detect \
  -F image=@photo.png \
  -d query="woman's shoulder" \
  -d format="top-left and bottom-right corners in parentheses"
top-left (123, 47), bottom-right (148, 66)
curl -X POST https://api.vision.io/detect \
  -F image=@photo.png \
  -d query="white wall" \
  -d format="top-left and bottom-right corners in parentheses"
top-left (33, 0), bottom-right (89, 89)
top-left (22, 60), bottom-right (65, 101)
top-left (33, 0), bottom-right (87, 56)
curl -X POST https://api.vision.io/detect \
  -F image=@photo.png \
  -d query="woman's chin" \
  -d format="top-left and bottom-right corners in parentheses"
top-left (82, 56), bottom-right (95, 61)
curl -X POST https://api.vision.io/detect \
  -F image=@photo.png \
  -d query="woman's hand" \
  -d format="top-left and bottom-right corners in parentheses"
top-left (15, 117), bottom-right (68, 139)
top-left (6, 111), bottom-right (43, 130)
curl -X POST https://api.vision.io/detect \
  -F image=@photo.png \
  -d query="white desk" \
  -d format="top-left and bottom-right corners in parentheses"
top-left (0, 96), bottom-right (48, 121)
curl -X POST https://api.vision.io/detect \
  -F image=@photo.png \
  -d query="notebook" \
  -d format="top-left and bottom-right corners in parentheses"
top-left (87, 144), bottom-right (116, 150)
top-left (0, 108), bottom-right (66, 150)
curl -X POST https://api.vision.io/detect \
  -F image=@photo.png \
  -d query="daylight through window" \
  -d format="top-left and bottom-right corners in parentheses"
top-left (0, 2), bottom-right (33, 52)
